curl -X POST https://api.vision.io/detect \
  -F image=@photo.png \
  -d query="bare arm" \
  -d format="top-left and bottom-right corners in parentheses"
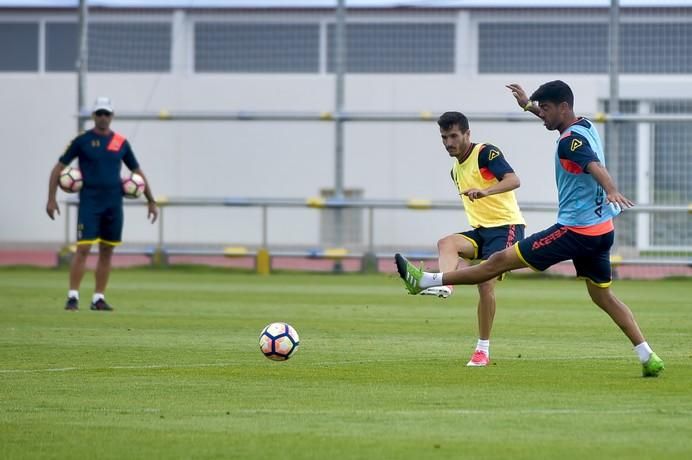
top-left (463, 172), bottom-right (520, 202)
top-left (506, 83), bottom-right (541, 118)
top-left (133, 167), bottom-right (159, 223)
top-left (585, 161), bottom-right (635, 209)
top-left (46, 162), bottom-right (65, 220)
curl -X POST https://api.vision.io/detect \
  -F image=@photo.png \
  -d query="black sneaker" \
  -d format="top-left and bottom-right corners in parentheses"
top-left (65, 297), bottom-right (79, 311)
top-left (90, 299), bottom-right (114, 311)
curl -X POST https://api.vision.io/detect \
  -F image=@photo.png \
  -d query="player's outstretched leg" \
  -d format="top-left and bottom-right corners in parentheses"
top-left (394, 253), bottom-right (427, 295)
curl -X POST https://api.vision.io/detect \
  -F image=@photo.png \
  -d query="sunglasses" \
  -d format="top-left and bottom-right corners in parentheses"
top-left (94, 110), bottom-right (112, 117)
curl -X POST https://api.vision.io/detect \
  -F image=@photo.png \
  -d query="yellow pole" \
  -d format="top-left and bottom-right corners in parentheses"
top-left (256, 248), bottom-right (271, 275)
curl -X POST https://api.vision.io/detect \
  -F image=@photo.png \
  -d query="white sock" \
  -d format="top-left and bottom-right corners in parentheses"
top-left (92, 293), bottom-right (105, 304)
top-left (420, 272), bottom-right (443, 289)
top-left (68, 290), bottom-right (79, 300)
top-left (476, 339), bottom-right (490, 356)
top-left (634, 341), bottom-right (653, 363)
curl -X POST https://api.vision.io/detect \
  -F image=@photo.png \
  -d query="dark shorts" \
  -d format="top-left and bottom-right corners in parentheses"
top-left (77, 195), bottom-right (124, 245)
top-left (460, 224), bottom-right (525, 260)
top-left (516, 223), bottom-right (615, 286)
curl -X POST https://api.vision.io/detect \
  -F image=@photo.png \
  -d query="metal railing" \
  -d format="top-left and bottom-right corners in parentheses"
top-left (62, 196), bottom-right (691, 268)
top-left (78, 110), bottom-right (692, 124)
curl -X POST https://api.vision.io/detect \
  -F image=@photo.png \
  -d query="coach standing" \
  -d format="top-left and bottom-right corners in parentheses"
top-left (46, 97), bottom-right (158, 311)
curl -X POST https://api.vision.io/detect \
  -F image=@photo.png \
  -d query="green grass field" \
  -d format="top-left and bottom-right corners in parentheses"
top-left (1, 266), bottom-right (691, 459)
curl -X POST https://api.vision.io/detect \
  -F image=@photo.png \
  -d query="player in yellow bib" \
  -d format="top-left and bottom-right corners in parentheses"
top-left (420, 111), bottom-right (526, 366)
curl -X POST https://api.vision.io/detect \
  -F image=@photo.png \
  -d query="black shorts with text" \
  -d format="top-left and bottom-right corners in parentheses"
top-left (517, 223), bottom-right (614, 286)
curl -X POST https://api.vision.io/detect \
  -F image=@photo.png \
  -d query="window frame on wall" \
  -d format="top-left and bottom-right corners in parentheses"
top-left (44, 14), bottom-right (173, 73)
top-left (0, 12), bottom-right (173, 74)
top-left (650, 100), bottom-right (692, 249)
top-left (2, 8), bottom-right (691, 76)
top-left (324, 20), bottom-right (456, 74)
top-left (45, 20), bottom-right (78, 72)
top-left (84, 18), bottom-right (173, 72)
top-left (190, 12), bottom-right (456, 75)
top-left (602, 99), bottom-right (692, 252)
top-left (0, 19), bottom-right (40, 72)
top-left (193, 20), bottom-right (321, 73)
top-left (474, 10), bottom-right (692, 75)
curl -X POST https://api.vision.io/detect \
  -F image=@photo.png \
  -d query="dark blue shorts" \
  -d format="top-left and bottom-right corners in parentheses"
top-left (77, 194), bottom-right (124, 246)
top-left (460, 224), bottom-right (525, 260)
top-left (516, 224), bottom-right (615, 286)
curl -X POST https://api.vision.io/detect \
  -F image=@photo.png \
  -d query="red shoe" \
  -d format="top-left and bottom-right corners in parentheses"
top-left (466, 350), bottom-right (489, 367)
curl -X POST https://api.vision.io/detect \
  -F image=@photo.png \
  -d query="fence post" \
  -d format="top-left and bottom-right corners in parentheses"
top-left (256, 248), bottom-right (271, 275)
top-left (57, 202), bottom-right (73, 268)
top-left (361, 207), bottom-right (378, 273)
top-left (151, 206), bottom-right (167, 266)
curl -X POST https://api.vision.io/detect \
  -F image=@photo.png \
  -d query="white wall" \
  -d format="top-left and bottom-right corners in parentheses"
top-left (3, 70), bottom-right (690, 249)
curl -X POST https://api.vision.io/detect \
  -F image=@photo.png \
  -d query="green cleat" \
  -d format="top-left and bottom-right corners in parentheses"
top-left (394, 253), bottom-right (425, 295)
top-left (642, 352), bottom-right (664, 377)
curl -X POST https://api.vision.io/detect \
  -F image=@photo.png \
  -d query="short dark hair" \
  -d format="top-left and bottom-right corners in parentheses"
top-left (437, 111), bottom-right (470, 132)
top-left (530, 80), bottom-right (574, 108)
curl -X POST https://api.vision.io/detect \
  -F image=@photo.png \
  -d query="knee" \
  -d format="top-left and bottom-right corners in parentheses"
top-left (484, 251), bottom-right (507, 271)
top-left (437, 235), bottom-right (456, 253)
top-left (588, 285), bottom-right (614, 306)
top-left (74, 245), bottom-right (91, 258)
top-left (99, 245), bottom-right (115, 257)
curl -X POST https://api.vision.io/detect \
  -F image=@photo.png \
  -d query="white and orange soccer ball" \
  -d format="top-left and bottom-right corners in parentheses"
top-left (122, 173), bottom-right (146, 199)
top-left (259, 322), bottom-right (300, 361)
top-left (58, 167), bottom-right (83, 193)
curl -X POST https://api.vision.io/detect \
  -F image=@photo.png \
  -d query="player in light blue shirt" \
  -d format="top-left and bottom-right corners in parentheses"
top-left (395, 80), bottom-right (664, 377)
top-left (554, 117), bottom-right (621, 226)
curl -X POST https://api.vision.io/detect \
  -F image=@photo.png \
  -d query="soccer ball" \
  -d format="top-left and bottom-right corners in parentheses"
top-left (58, 167), bottom-right (83, 193)
top-left (259, 322), bottom-right (300, 361)
top-left (122, 173), bottom-right (146, 199)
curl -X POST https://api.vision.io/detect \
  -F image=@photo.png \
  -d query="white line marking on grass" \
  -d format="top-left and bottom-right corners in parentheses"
top-left (309, 354), bottom-right (639, 366)
top-left (0, 357), bottom-right (442, 373)
top-left (232, 407), bottom-right (692, 416)
top-left (0, 362), bottom-right (240, 373)
top-left (0, 353), bottom-right (682, 374)
top-left (6, 405), bottom-right (690, 418)
top-left (3, 406), bottom-right (162, 415)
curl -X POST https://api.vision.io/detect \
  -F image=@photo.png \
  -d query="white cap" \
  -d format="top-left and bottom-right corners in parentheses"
top-left (92, 96), bottom-right (114, 113)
